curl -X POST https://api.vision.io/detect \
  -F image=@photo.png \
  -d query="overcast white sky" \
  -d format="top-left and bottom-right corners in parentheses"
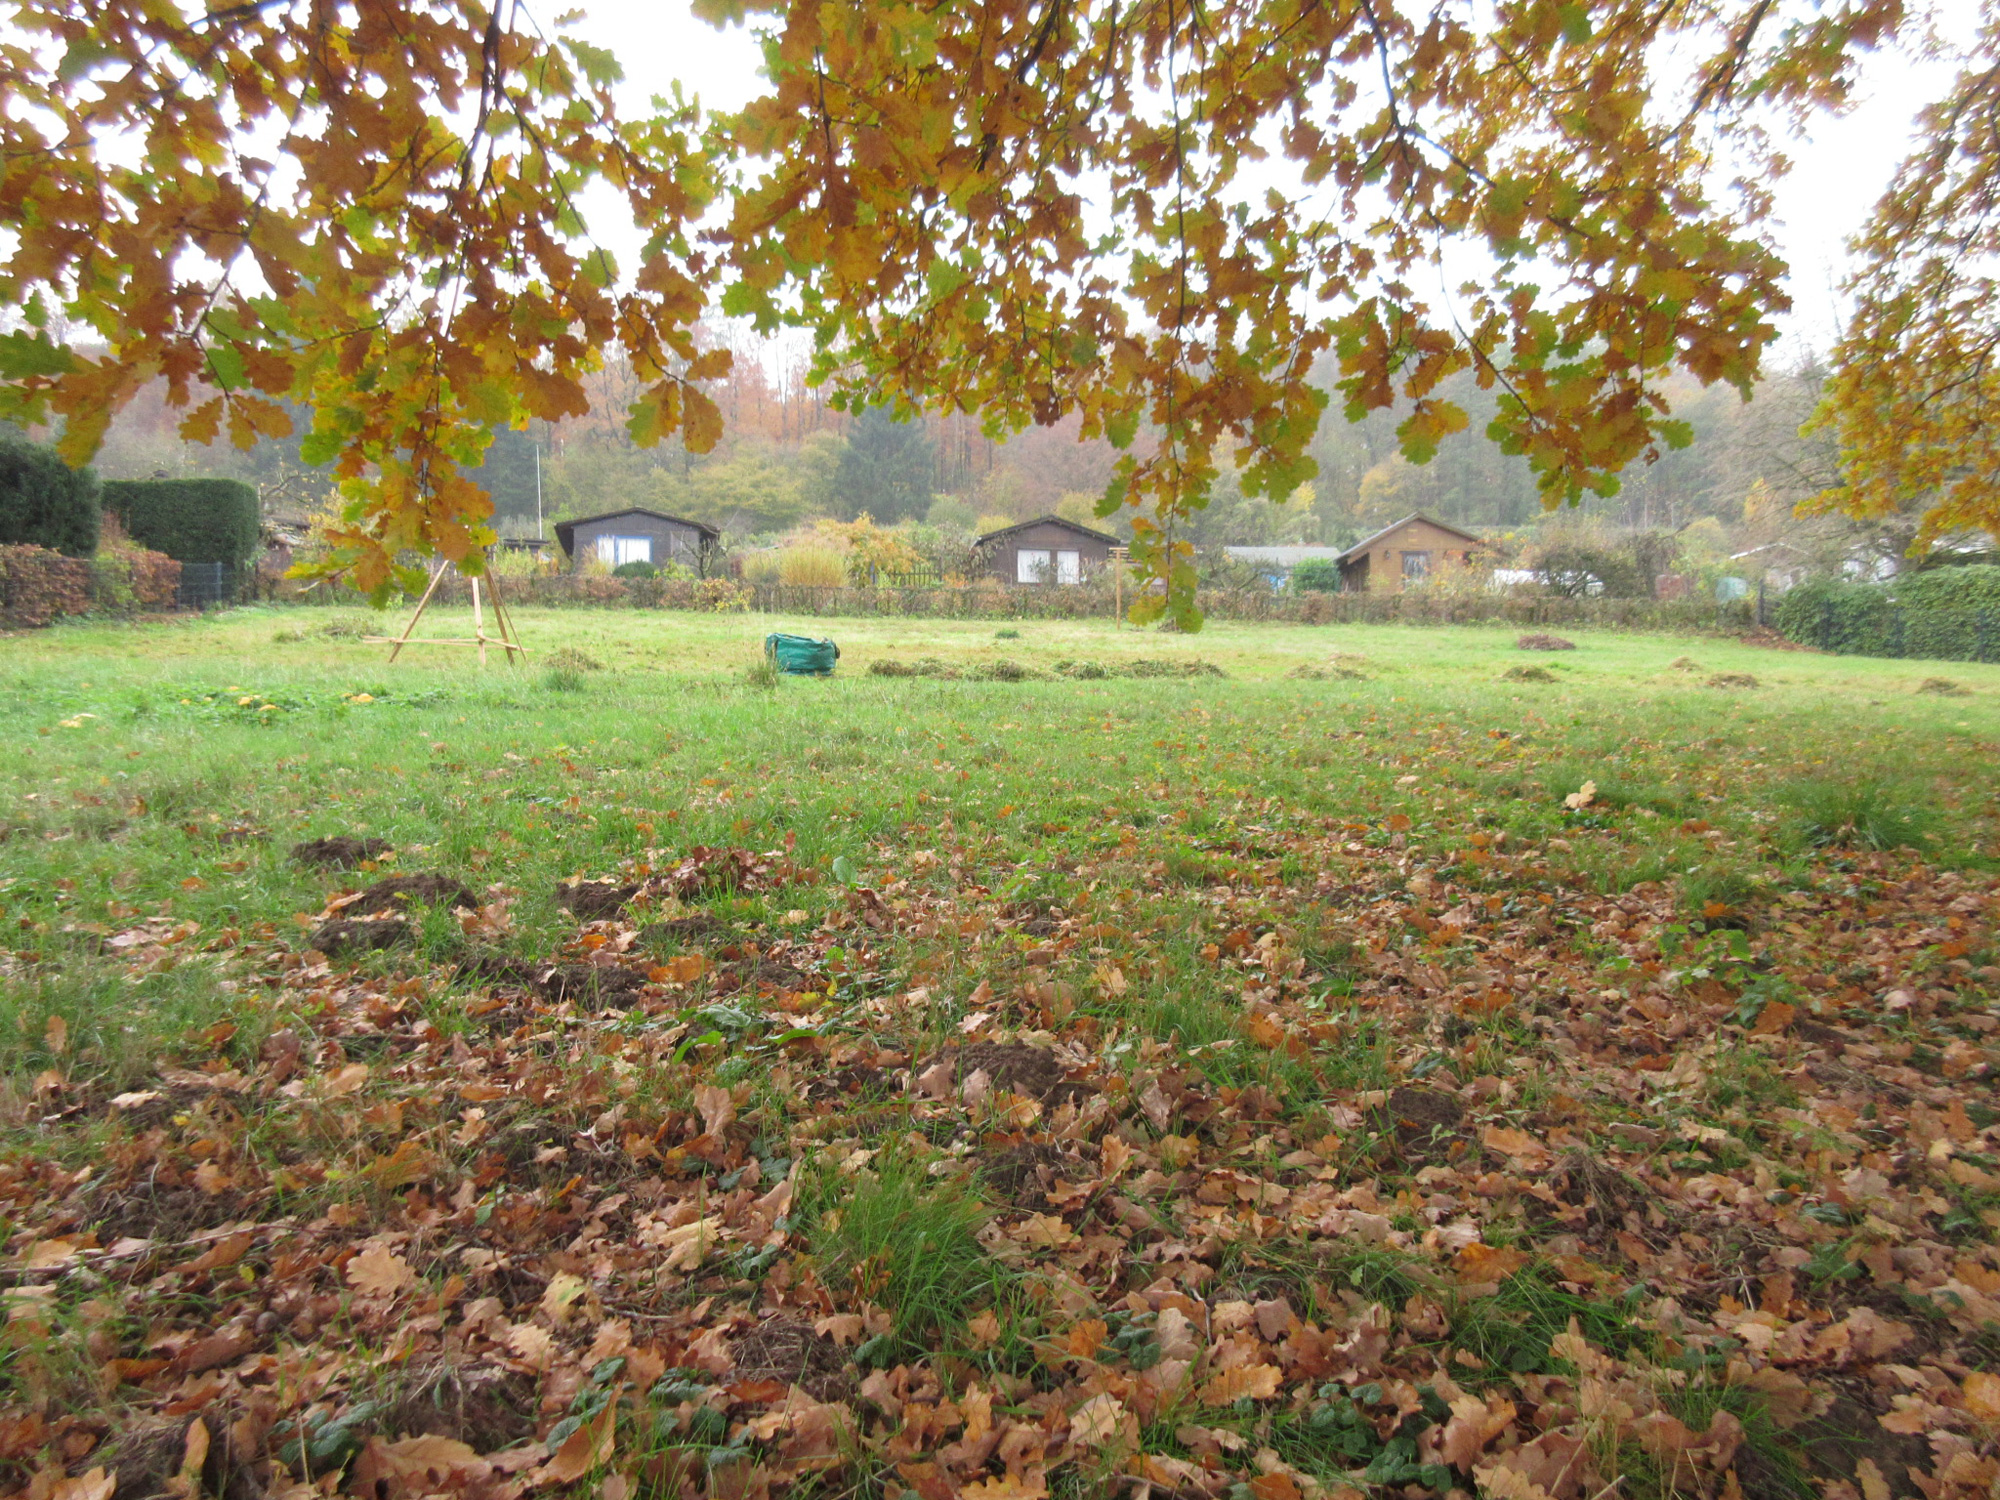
top-left (559, 0), bottom-right (1986, 364)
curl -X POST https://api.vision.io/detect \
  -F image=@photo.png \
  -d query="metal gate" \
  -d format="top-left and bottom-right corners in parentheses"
top-left (175, 562), bottom-right (236, 609)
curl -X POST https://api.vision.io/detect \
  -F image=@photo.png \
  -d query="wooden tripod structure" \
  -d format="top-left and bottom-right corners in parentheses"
top-left (364, 556), bottom-right (528, 667)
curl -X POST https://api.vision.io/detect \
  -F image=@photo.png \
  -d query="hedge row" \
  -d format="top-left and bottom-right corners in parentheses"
top-left (0, 439), bottom-right (98, 556)
top-left (277, 569), bottom-right (1757, 632)
top-left (102, 477), bottom-right (260, 568)
top-left (1772, 569), bottom-right (2000, 662)
top-left (0, 544), bottom-right (94, 626)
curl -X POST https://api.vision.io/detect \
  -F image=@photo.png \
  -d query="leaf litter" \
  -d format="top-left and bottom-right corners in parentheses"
top-left (3, 799), bottom-right (2000, 1500)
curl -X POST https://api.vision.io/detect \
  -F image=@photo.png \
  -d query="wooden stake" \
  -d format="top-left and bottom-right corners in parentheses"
top-left (471, 576), bottom-right (487, 667)
top-left (386, 562), bottom-right (448, 663)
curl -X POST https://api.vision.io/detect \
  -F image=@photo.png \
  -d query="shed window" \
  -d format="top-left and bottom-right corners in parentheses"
top-left (597, 535), bottom-right (653, 566)
top-left (1056, 550), bottom-right (1082, 584)
top-left (1017, 548), bottom-right (1052, 583)
top-left (1401, 550), bottom-right (1430, 580)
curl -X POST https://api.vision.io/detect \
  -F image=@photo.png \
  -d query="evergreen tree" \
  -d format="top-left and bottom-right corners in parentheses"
top-left (832, 405), bottom-right (933, 523)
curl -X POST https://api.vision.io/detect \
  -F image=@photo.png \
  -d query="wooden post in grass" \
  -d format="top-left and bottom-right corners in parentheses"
top-left (1110, 545), bottom-right (1129, 628)
top-left (366, 554), bottom-right (527, 666)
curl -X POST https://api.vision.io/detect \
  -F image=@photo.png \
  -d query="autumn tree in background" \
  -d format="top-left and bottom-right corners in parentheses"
top-left (0, 0), bottom-right (725, 595)
top-left (1813, 9), bottom-right (2000, 552)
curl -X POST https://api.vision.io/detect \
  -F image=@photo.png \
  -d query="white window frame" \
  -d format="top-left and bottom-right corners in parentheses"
top-left (1055, 549), bottom-right (1082, 584)
top-left (1017, 548), bottom-right (1052, 584)
top-left (597, 535), bottom-right (654, 566)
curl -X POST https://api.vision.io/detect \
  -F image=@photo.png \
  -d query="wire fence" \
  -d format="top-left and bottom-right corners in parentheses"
top-left (175, 562), bottom-right (238, 609)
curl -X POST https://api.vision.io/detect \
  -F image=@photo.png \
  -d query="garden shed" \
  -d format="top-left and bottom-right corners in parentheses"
top-left (1337, 513), bottom-right (1486, 592)
top-left (554, 508), bottom-right (720, 574)
top-left (975, 515), bottom-right (1120, 585)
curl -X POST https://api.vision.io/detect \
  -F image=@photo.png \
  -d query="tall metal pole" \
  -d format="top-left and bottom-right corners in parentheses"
top-left (535, 435), bottom-right (544, 539)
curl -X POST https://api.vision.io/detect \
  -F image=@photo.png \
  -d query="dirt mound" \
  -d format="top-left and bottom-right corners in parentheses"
top-left (1374, 1085), bottom-right (1469, 1163)
top-left (1667, 656), bottom-right (1702, 672)
top-left (981, 1141), bottom-right (1090, 1209)
top-left (536, 964), bottom-right (648, 1007)
top-left (308, 917), bottom-right (409, 956)
top-left (458, 950), bottom-right (548, 988)
top-left (543, 646), bottom-right (602, 672)
top-left (730, 1318), bottom-right (851, 1401)
top-left (1502, 665), bottom-right (1556, 682)
top-left (1123, 658), bottom-right (1225, 678)
top-left (919, 1041), bottom-right (1073, 1103)
top-left (1706, 672), bottom-right (1759, 689)
top-left (1287, 664), bottom-right (1369, 681)
top-left (291, 836), bottom-right (390, 869)
top-left (554, 879), bottom-right (640, 919)
top-left (641, 913), bottom-right (733, 946)
top-left (1916, 677), bottom-right (1971, 696)
top-left (352, 874), bottom-right (477, 912)
top-left (1515, 633), bottom-right (1575, 651)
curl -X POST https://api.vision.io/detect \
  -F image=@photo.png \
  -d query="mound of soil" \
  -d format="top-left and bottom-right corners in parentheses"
top-left (1374, 1085), bottom-right (1468, 1165)
top-left (641, 913), bottom-right (733, 946)
top-left (1502, 665), bottom-right (1556, 682)
top-left (352, 874), bottom-right (477, 912)
top-left (555, 879), bottom-right (641, 919)
top-left (1706, 672), bottom-right (1759, 689)
top-left (1916, 677), bottom-right (1970, 696)
top-left (730, 1318), bottom-right (851, 1401)
top-left (1667, 656), bottom-right (1702, 672)
top-left (981, 1141), bottom-right (1090, 1209)
top-left (1123, 658), bottom-right (1225, 678)
top-left (308, 917), bottom-right (410, 956)
top-left (536, 964), bottom-right (648, 1007)
top-left (1515, 634), bottom-right (1576, 651)
top-left (291, 836), bottom-right (390, 869)
top-left (919, 1041), bottom-right (1074, 1104)
top-left (458, 950), bottom-right (548, 988)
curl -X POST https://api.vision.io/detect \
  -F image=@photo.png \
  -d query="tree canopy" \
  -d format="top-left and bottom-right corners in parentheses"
top-left (5, 0), bottom-right (1990, 617)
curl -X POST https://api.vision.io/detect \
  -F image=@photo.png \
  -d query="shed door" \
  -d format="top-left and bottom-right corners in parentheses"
top-left (1055, 550), bottom-right (1081, 584)
top-left (1017, 548), bottom-right (1052, 583)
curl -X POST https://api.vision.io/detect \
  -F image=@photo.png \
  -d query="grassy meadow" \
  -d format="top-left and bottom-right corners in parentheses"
top-left (0, 603), bottom-right (1997, 1497)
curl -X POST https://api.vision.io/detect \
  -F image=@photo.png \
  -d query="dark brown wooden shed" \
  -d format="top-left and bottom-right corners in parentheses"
top-left (974, 515), bottom-right (1121, 585)
top-left (554, 507), bottom-right (721, 575)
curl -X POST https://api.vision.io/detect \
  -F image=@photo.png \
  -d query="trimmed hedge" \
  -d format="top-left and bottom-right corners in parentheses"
top-left (102, 477), bottom-right (259, 567)
top-left (0, 438), bottom-right (99, 556)
top-left (1773, 568), bottom-right (2000, 661)
top-left (0, 544), bottom-right (93, 626)
top-left (1290, 558), bottom-right (1344, 593)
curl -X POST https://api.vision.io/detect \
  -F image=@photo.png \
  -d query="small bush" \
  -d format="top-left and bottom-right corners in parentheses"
top-left (0, 438), bottom-right (99, 557)
top-left (612, 560), bottom-right (659, 579)
top-left (995, 627), bottom-right (1021, 639)
top-left (542, 666), bottom-right (587, 692)
top-left (1291, 557), bottom-right (1345, 593)
top-left (777, 545), bottom-right (848, 588)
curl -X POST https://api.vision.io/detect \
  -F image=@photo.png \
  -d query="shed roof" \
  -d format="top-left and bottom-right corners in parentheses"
top-left (974, 513), bottom-right (1122, 548)
top-left (553, 507), bottom-right (720, 557)
top-left (1337, 512), bottom-right (1487, 561)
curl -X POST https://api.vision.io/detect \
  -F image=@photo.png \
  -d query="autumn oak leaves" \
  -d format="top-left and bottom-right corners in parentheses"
top-left (0, 0), bottom-right (1980, 609)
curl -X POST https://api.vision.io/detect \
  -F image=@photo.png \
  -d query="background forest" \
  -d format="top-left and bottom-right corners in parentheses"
top-left (82, 318), bottom-right (1895, 579)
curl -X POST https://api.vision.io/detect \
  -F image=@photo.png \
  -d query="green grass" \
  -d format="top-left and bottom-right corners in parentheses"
top-left (1, 604), bottom-right (1997, 1474)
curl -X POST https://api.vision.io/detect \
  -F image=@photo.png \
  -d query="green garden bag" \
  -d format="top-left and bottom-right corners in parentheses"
top-left (765, 633), bottom-right (840, 676)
